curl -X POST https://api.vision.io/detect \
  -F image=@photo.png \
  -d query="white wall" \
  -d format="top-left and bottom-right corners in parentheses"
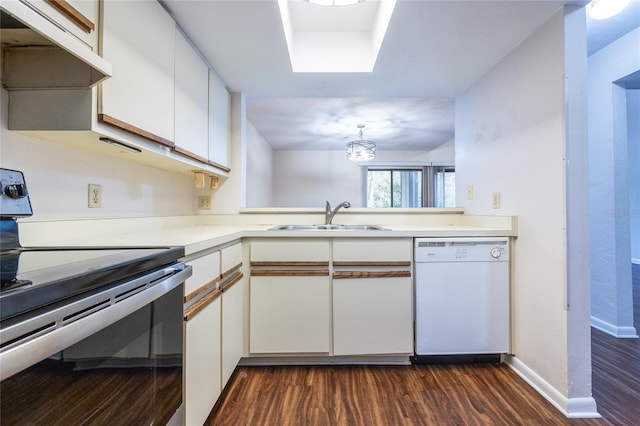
top-left (271, 142), bottom-right (455, 208)
top-left (246, 121), bottom-right (274, 207)
top-left (456, 7), bottom-right (594, 416)
top-left (628, 90), bottom-right (640, 263)
top-left (211, 92), bottom-right (247, 214)
top-left (0, 89), bottom-right (196, 220)
top-left (588, 27), bottom-right (640, 336)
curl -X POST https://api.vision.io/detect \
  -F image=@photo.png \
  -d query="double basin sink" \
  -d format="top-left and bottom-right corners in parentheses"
top-left (269, 224), bottom-right (389, 231)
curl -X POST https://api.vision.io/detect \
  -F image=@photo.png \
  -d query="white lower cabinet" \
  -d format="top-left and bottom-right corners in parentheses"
top-left (220, 244), bottom-right (245, 387)
top-left (250, 275), bottom-right (330, 353)
top-left (249, 239), bottom-right (331, 354)
top-left (332, 238), bottom-right (414, 356)
top-left (184, 297), bottom-right (222, 426)
top-left (333, 276), bottom-right (413, 355)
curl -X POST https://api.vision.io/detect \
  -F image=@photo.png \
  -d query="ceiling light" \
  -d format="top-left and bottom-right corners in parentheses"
top-left (346, 124), bottom-right (376, 162)
top-left (588, 0), bottom-right (630, 20)
top-left (308, 0), bottom-right (362, 6)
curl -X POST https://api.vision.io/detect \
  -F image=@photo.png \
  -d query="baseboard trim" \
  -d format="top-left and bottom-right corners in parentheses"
top-left (591, 316), bottom-right (639, 338)
top-left (505, 356), bottom-right (600, 419)
top-left (239, 355), bottom-right (412, 366)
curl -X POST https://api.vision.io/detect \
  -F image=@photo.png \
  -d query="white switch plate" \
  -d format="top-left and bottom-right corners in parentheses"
top-left (88, 184), bottom-right (102, 208)
top-left (492, 192), bottom-right (501, 209)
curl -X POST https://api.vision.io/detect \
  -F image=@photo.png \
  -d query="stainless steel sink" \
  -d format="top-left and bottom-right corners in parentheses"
top-left (268, 224), bottom-right (389, 231)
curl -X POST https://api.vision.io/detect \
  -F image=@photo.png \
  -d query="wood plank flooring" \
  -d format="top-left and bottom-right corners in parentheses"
top-left (209, 264), bottom-right (640, 426)
top-left (590, 263), bottom-right (640, 426)
top-left (209, 364), bottom-right (607, 425)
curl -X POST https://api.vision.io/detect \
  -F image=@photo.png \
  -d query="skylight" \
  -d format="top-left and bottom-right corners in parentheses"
top-left (277, 0), bottom-right (397, 73)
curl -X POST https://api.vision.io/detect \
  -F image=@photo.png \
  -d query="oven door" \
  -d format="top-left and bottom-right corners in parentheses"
top-left (0, 263), bottom-right (191, 426)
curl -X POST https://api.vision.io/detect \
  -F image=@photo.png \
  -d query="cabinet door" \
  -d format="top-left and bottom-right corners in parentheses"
top-left (250, 275), bottom-right (330, 353)
top-left (208, 72), bottom-right (230, 168)
top-left (100, 0), bottom-right (175, 142)
top-left (175, 29), bottom-right (209, 161)
top-left (221, 277), bottom-right (244, 387)
top-left (220, 243), bottom-right (244, 387)
top-left (185, 297), bottom-right (221, 426)
top-left (333, 276), bottom-right (413, 355)
top-left (24, 0), bottom-right (96, 47)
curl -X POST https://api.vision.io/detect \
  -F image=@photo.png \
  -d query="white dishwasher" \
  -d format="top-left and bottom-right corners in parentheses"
top-left (414, 237), bottom-right (509, 357)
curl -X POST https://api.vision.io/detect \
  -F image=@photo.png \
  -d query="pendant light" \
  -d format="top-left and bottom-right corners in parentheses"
top-left (346, 124), bottom-right (376, 162)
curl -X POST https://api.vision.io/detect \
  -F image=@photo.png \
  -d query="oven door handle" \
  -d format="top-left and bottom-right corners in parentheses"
top-left (0, 263), bottom-right (192, 381)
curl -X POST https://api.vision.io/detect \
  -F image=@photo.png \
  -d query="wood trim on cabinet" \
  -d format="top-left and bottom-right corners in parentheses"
top-left (332, 271), bottom-right (412, 279)
top-left (183, 288), bottom-right (222, 321)
top-left (250, 261), bottom-right (330, 267)
top-left (251, 269), bottom-right (330, 277)
top-left (45, 0), bottom-right (95, 33)
top-left (221, 262), bottom-right (243, 280)
top-left (220, 272), bottom-right (243, 292)
top-left (333, 261), bottom-right (412, 267)
top-left (98, 114), bottom-right (175, 148)
top-left (184, 276), bottom-right (221, 304)
top-left (172, 146), bottom-right (232, 173)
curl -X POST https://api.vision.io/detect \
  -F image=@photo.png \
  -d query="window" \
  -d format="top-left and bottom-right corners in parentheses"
top-left (364, 165), bottom-right (455, 208)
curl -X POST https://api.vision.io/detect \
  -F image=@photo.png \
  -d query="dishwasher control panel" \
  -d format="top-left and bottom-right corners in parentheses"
top-left (414, 237), bottom-right (509, 262)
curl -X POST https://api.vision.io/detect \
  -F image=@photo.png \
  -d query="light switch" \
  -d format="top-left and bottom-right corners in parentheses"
top-left (467, 185), bottom-right (474, 200)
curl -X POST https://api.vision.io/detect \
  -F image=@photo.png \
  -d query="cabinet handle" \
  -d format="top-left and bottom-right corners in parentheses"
top-left (220, 272), bottom-right (243, 292)
top-left (221, 262), bottom-right (243, 279)
top-left (45, 0), bottom-right (95, 33)
top-left (333, 261), bottom-right (411, 267)
top-left (184, 288), bottom-right (222, 321)
top-left (251, 269), bottom-right (330, 277)
top-left (99, 114), bottom-right (175, 148)
top-left (184, 276), bottom-right (221, 303)
top-left (332, 271), bottom-right (411, 279)
top-left (250, 261), bottom-right (329, 267)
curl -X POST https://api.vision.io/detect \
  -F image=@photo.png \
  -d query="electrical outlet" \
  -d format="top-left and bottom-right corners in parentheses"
top-left (467, 185), bottom-right (474, 200)
top-left (88, 184), bottom-right (102, 208)
top-left (492, 192), bottom-right (501, 209)
top-left (198, 195), bottom-right (212, 210)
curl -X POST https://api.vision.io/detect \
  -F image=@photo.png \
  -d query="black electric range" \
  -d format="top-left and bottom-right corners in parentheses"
top-left (0, 246), bottom-right (185, 321)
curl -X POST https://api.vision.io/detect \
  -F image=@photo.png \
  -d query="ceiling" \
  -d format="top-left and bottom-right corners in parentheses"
top-left (163, 0), bottom-right (640, 152)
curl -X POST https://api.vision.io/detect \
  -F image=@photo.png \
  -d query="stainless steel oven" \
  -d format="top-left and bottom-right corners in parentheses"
top-left (0, 169), bottom-right (192, 425)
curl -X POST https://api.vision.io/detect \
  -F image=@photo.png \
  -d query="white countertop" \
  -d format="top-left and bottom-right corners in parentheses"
top-left (18, 214), bottom-right (517, 256)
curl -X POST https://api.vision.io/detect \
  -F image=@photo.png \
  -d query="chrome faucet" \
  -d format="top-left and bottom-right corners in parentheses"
top-left (325, 201), bottom-right (351, 224)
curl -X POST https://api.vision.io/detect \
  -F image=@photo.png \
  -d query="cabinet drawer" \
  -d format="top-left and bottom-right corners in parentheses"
top-left (251, 239), bottom-right (330, 262)
top-left (221, 243), bottom-right (243, 276)
top-left (333, 238), bottom-right (412, 263)
top-left (185, 251), bottom-right (221, 295)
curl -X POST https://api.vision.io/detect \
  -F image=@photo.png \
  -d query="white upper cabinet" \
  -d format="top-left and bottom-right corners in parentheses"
top-left (208, 72), bottom-right (230, 169)
top-left (22, 0), bottom-right (97, 48)
top-left (100, 0), bottom-right (176, 144)
top-left (174, 29), bottom-right (209, 161)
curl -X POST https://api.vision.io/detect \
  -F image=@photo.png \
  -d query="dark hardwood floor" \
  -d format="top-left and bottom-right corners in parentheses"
top-left (209, 264), bottom-right (640, 426)
top-left (591, 263), bottom-right (640, 426)
top-left (209, 364), bottom-right (607, 426)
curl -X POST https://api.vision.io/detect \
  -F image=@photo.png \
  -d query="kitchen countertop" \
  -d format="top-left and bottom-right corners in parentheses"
top-left (17, 213), bottom-right (517, 256)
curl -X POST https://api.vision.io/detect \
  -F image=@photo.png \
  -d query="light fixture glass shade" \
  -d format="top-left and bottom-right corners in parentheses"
top-left (346, 140), bottom-right (376, 161)
top-left (346, 123), bottom-right (376, 161)
top-left (588, 0), bottom-right (629, 19)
